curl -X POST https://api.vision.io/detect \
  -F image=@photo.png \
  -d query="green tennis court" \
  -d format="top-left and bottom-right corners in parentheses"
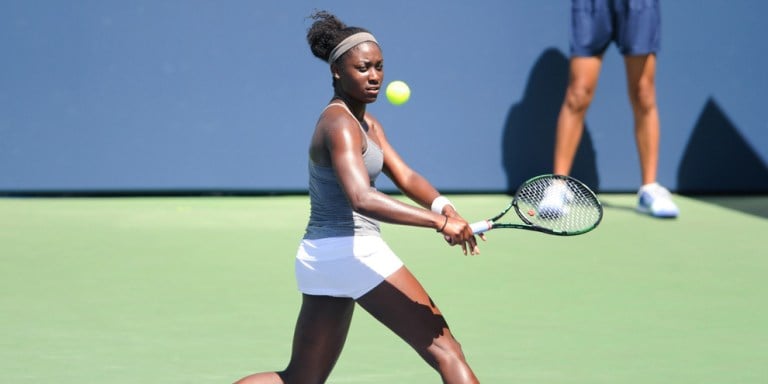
top-left (1, 194), bottom-right (766, 383)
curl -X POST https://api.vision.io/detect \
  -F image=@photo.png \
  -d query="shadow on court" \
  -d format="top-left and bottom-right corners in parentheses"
top-left (691, 196), bottom-right (768, 220)
top-left (599, 200), bottom-right (638, 214)
top-left (502, 47), bottom-right (599, 194)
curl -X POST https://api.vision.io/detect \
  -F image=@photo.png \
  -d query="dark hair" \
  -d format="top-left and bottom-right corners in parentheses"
top-left (306, 10), bottom-right (370, 64)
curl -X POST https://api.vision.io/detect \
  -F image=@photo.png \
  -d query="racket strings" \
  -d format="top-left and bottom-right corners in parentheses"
top-left (516, 177), bottom-right (602, 233)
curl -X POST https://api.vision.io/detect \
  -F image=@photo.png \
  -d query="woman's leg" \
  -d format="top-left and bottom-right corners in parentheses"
top-left (234, 294), bottom-right (355, 384)
top-left (356, 266), bottom-right (479, 384)
top-left (624, 54), bottom-right (660, 186)
top-left (553, 56), bottom-right (603, 176)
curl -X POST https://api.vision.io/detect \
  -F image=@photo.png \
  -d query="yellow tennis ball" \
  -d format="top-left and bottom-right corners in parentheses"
top-left (386, 80), bottom-right (411, 105)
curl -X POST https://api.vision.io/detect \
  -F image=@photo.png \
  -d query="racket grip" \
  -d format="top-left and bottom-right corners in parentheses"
top-left (470, 220), bottom-right (492, 234)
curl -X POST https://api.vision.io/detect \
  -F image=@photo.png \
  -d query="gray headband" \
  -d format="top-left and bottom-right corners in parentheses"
top-left (328, 32), bottom-right (378, 64)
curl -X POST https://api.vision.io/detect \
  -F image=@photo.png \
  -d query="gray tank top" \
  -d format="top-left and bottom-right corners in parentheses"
top-left (303, 103), bottom-right (384, 240)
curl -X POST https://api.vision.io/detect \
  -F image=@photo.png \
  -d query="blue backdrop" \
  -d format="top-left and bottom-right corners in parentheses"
top-left (1, 1), bottom-right (766, 194)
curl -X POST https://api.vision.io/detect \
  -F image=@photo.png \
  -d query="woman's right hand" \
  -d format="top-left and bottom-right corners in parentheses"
top-left (440, 216), bottom-right (481, 255)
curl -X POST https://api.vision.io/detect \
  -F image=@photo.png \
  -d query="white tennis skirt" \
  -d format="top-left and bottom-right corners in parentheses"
top-left (295, 236), bottom-right (404, 299)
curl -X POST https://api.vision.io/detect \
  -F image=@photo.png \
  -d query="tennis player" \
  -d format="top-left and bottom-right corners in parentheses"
top-left (233, 10), bottom-right (481, 384)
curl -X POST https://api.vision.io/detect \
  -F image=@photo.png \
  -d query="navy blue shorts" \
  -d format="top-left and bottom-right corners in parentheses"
top-left (570, 0), bottom-right (661, 57)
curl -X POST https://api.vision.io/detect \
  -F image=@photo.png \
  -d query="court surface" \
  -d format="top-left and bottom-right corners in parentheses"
top-left (1, 194), bottom-right (766, 383)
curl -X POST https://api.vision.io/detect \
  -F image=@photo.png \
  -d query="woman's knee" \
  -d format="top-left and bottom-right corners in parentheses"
top-left (629, 80), bottom-right (657, 114)
top-left (563, 82), bottom-right (595, 113)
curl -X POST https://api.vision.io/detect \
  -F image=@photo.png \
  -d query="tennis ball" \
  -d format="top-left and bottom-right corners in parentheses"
top-left (386, 80), bottom-right (411, 105)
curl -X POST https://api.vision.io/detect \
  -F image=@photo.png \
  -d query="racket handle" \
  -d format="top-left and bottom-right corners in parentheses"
top-left (470, 220), bottom-right (492, 234)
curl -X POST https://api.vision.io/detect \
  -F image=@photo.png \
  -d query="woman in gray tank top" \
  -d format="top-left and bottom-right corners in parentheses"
top-left (235, 10), bottom-right (483, 384)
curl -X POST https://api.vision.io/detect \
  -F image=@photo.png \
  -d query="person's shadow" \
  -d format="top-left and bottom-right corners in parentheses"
top-left (678, 97), bottom-right (768, 195)
top-left (501, 48), bottom-right (599, 194)
top-left (677, 97), bottom-right (768, 218)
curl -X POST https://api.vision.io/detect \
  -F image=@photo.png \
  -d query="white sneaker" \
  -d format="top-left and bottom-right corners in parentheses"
top-left (538, 182), bottom-right (574, 219)
top-left (636, 183), bottom-right (679, 218)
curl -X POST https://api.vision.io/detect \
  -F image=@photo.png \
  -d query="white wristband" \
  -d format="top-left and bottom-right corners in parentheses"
top-left (430, 196), bottom-right (454, 214)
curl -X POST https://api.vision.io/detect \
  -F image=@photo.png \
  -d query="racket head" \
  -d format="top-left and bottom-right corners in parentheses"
top-left (510, 174), bottom-right (602, 235)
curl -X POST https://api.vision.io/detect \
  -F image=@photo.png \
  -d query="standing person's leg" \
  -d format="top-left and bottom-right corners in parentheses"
top-left (357, 266), bottom-right (479, 384)
top-left (614, 0), bottom-right (676, 217)
top-left (553, 56), bottom-right (603, 176)
top-left (624, 54), bottom-right (659, 186)
top-left (624, 54), bottom-right (678, 218)
top-left (234, 295), bottom-right (355, 384)
top-left (541, 0), bottom-right (610, 215)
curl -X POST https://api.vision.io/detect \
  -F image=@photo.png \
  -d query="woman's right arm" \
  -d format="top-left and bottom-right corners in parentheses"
top-left (320, 115), bottom-right (479, 254)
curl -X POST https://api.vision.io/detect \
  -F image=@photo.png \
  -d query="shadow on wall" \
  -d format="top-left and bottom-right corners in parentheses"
top-left (678, 97), bottom-right (768, 194)
top-left (502, 47), bottom-right (599, 194)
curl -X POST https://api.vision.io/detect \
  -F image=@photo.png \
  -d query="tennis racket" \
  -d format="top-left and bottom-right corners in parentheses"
top-left (470, 174), bottom-right (602, 236)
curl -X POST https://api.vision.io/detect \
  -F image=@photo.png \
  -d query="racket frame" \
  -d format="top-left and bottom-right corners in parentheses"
top-left (471, 174), bottom-right (603, 236)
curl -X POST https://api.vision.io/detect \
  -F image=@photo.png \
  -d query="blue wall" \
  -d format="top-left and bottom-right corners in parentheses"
top-left (1, 1), bottom-right (766, 194)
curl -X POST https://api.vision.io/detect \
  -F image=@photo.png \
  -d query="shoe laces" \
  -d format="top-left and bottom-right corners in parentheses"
top-left (641, 183), bottom-right (671, 200)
